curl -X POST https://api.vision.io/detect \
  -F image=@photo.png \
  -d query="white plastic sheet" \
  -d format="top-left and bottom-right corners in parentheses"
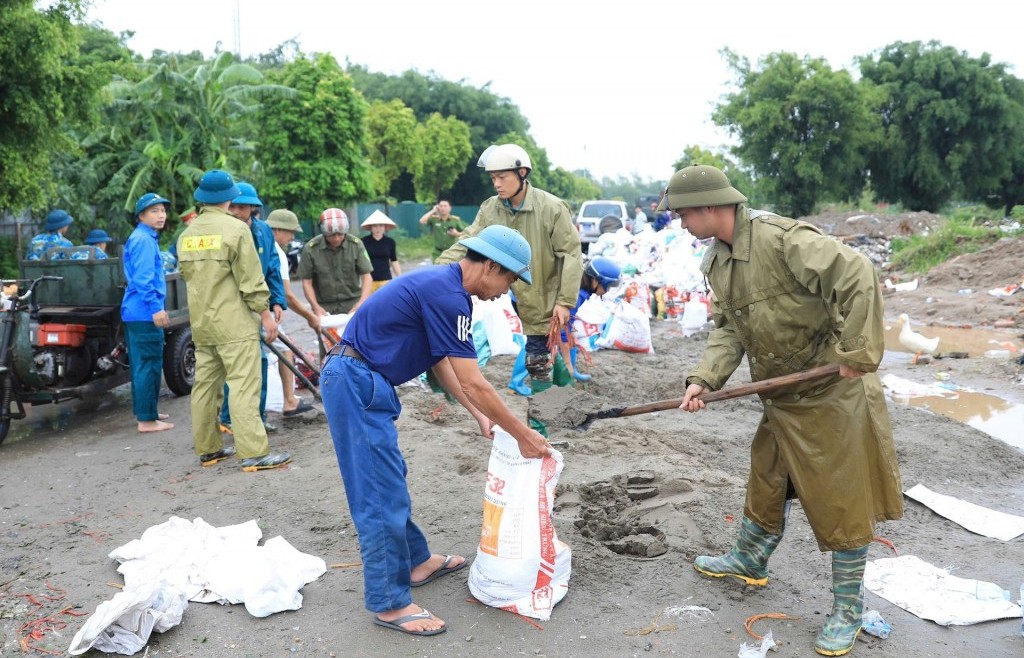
top-left (68, 517), bottom-right (326, 655)
top-left (864, 555), bottom-right (1022, 626)
top-left (905, 483), bottom-right (1024, 541)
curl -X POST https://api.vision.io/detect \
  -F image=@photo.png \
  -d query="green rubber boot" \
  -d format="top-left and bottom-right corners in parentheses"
top-left (815, 546), bottom-right (869, 656)
top-left (528, 378), bottom-right (552, 437)
top-left (693, 516), bottom-right (783, 587)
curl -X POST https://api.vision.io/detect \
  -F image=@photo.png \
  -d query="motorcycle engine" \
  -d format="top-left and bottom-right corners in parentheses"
top-left (32, 345), bottom-right (94, 387)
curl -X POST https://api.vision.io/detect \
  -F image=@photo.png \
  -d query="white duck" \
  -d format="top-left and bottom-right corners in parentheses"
top-left (896, 313), bottom-right (939, 363)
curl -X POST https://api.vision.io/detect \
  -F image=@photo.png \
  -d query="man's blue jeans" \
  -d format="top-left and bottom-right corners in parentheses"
top-left (321, 354), bottom-right (430, 612)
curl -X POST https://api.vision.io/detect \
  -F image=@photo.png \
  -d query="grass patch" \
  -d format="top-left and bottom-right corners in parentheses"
top-left (890, 207), bottom-right (1010, 273)
top-left (393, 230), bottom-right (434, 263)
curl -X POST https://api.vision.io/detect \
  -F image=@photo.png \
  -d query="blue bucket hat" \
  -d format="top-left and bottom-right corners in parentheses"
top-left (84, 229), bottom-right (112, 245)
top-left (135, 192), bottom-right (171, 218)
top-left (234, 182), bottom-right (263, 206)
top-left (45, 209), bottom-right (74, 232)
top-left (459, 225), bottom-right (532, 284)
top-left (193, 169), bottom-right (241, 204)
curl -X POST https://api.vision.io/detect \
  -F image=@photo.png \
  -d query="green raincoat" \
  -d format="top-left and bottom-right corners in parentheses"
top-left (437, 184), bottom-right (583, 335)
top-left (688, 206), bottom-right (903, 551)
top-left (177, 206), bottom-right (269, 345)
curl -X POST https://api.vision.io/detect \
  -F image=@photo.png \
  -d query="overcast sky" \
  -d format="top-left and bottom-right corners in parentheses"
top-left (83, 0), bottom-right (1024, 183)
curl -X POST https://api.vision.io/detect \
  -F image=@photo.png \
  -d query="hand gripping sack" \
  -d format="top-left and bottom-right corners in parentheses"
top-left (468, 429), bottom-right (570, 620)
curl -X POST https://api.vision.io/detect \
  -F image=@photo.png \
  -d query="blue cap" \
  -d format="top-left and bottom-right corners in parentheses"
top-left (459, 225), bottom-right (532, 284)
top-left (45, 209), bottom-right (74, 232)
top-left (134, 192), bottom-right (171, 218)
top-left (84, 229), bottom-right (112, 245)
top-left (234, 181), bottom-right (263, 206)
top-left (193, 169), bottom-right (241, 204)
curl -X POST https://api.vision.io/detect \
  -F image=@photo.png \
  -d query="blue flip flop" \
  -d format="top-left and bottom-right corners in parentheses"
top-left (373, 609), bottom-right (446, 636)
top-left (410, 555), bottom-right (467, 587)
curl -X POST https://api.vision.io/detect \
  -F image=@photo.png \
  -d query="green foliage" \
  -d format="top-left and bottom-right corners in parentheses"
top-left (365, 99), bottom-right (420, 199)
top-left (394, 233), bottom-right (434, 263)
top-left (53, 50), bottom-right (295, 238)
top-left (413, 113), bottom-right (473, 202)
top-left (0, 0), bottom-right (107, 213)
top-left (889, 214), bottom-right (1004, 273)
top-left (0, 237), bottom-right (21, 280)
top-left (714, 50), bottom-right (879, 217)
top-left (347, 66), bottom-right (531, 203)
top-left (859, 41), bottom-right (1023, 212)
top-left (259, 53), bottom-right (374, 219)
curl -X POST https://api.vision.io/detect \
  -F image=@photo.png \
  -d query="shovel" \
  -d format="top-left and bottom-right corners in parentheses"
top-left (573, 363), bottom-right (841, 431)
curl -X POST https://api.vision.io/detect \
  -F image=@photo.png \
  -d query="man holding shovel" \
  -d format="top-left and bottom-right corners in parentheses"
top-left (667, 164), bottom-right (903, 656)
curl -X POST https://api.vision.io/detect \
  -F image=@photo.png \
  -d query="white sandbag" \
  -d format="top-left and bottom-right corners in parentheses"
top-left (472, 294), bottom-right (521, 356)
top-left (320, 313), bottom-right (350, 343)
top-left (468, 428), bottom-right (570, 621)
top-left (596, 301), bottom-right (654, 354)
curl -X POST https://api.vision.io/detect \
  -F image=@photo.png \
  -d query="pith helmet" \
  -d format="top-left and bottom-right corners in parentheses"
top-left (477, 144), bottom-right (532, 172)
top-left (459, 225), bottom-right (533, 285)
top-left (657, 164), bottom-right (747, 211)
top-left (266, 208), bottom-right (302, 232)
top-left (194, 169), bottom-right (241, 204)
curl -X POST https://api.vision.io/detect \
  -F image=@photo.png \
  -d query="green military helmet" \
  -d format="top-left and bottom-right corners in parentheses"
top-left (657, 164), bottom-right (747, 211)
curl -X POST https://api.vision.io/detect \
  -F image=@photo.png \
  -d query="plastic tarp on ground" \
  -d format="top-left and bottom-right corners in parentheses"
top-left (904, 483), bottom-right (1024, 541)
top-left (69, 516), bottom-right (326, 655)
top-left (864, 555), bottom-right (1022, 626)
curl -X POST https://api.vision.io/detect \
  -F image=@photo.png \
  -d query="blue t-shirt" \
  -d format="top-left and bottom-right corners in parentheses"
top-left (343, 263), bottom-right (476, 385)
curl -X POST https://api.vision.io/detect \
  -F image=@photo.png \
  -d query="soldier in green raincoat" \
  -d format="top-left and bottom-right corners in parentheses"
top-left (437, 144), bottom-right (583, 421)
top-left (669, 164), bottom-right (902, 657)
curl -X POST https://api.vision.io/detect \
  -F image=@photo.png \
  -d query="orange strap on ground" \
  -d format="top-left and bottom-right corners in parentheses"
top-left (872, 536), bottom-right (899, 555)
top-left (744, 612), bottom-right (800, 640)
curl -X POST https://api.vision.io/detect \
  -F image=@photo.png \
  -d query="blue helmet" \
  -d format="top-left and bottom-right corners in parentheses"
top-left (584, 257), bottom-right (621, 289)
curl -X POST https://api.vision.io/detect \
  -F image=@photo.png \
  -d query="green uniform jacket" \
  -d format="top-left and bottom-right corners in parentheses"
top-left (427, 214), bottom-right (465, 259)
top-left (177, 206), bottom-right (269, 346)
top-left (436, 185), bottom-right (583, 335)
top-left (689, 206), bottom-right (903, 551)
top-left (296, 233), bottom-right (372, 314)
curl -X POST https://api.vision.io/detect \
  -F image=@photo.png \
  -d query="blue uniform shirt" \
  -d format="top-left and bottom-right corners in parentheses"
top-left (343, 264), bottom-right (476, 386)
top-left (121, 223), bottom-right (166, 322)
top-left (252, 219), bottom-right (287, 310)
top-left (25, 233), bottom-right (74, 260)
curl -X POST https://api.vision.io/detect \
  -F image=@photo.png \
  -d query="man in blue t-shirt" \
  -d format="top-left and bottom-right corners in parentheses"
top-left (321, 225), bottom-right (551, 638)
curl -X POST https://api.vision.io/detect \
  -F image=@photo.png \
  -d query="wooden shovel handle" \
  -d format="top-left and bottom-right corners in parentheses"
top-left (614, 363), bottom-right (841, 419)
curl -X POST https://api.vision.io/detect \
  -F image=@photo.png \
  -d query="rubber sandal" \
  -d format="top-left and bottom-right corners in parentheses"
top-left (411, 555), bottom-right (467, 587)
top-left (373, 609), bottom-right (445, 636)
top-left (282, 401), bottom-right (314, 417)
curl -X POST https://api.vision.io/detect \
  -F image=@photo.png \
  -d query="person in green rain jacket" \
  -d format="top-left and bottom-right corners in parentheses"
top-left (177, 170), bottom-right (291, 472)
top-left (669, 164), bottom-right (902, 657)
top-left (437, 144), bottom-right (583, 402)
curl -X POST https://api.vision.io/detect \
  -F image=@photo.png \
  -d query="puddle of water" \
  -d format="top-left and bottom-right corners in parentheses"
top-left (884, 321), bottom-right (1021, 357)
top-left (891, 389), bottom-right (1024, 452)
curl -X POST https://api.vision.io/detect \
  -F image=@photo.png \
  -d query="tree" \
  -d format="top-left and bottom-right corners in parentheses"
top-left (258, 53), bottom-right (374, 220)
top-left (364, 99), bottom-right (420, 201)
top-left (61, 50), bottom-right (293, 234)
top-left (860, 41), bottom-right (1023, 212)
top-left (347, 66), bottom-right (531, 202)
top-left (413, 113), bottom-right (473, 203)
top-left (714, 50), bottom-right (879, 217)
top-left (0, 0), bottom-right (106, 213)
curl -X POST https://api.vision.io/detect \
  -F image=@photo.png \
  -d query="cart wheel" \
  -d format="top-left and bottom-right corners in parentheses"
top-left (0, 417), bottom-right (9, 446)
top-left (163, 327), bottom-right (195, 396)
